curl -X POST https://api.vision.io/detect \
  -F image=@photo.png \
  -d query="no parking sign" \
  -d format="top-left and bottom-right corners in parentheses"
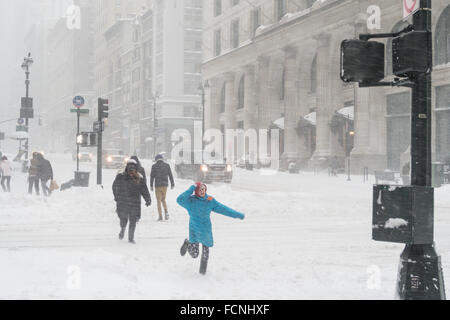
top-left (403, 0), bottom-right (420, 19)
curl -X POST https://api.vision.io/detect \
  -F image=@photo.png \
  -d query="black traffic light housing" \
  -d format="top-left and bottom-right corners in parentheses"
top-left (98, 98), bottom-right (109, 120)
top-left (392, 30), bottom-right (431, 77)
top-left (77, 132), bottom-right (97, 147)
top-left (340, 40), bottom-right (385, 83)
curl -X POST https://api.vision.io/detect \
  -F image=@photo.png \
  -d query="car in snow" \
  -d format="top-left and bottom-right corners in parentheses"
top-left (175, 151), bottom-right (233, 183)
top-left (103, 149), bottom-right (129, 169)
top-left (73, 151), bottom-right (94, 162)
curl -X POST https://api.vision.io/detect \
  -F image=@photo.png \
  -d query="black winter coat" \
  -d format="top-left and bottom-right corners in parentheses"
top-left (150, 161), bottom-right (175, 188)
top-left (38, 159), bottom-right (53, 180)
top-left (112, 173), bottom-right (151, 220)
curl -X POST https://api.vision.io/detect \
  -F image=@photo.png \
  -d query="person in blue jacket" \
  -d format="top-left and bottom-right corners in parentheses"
top-left (177, 182), bottom-right (245, 275)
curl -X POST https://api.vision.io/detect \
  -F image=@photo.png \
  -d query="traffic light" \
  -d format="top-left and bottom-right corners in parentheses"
top-left (77, 133), bottom-right (89, 146)
top-left (392, 31), bottom-right (431, 78)
top-left (77, 132), bottom-right (97, 147)
top-left (98, 98), bottom-right (109, 120)
top-left (340, 40), bottom-right (385, 83)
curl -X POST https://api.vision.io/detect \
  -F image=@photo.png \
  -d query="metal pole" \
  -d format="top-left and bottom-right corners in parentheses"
top-left (153, 96), bottom-right (156, 159)
top-left (97, 124), bottom-right (103, 186)
top-left (396, 0), bottom-right (446, 300)
top-left (202, 90), bottom-right (205, 161)
top-left (25, 68), bottom-right (30, 160)
top-left (77, 109), bottom-right (80, 172)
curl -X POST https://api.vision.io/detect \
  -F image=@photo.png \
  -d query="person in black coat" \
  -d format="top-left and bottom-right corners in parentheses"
top-left (113, 160), bottom-right (151, 244)
top-left (130, 156), bottom-right (146, 184)
top-left (36, 153), bottom-right (53, 197)
top-left (150, 154), bottom-right (175, 221)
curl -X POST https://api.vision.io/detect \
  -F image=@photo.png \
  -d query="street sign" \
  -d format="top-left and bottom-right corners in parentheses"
top-left (17, 118), bottom-right (25, 125)
top-left (403, 0), bottom-right (419, 19)
top-left (71, 109), bottom-right (90, 114)
top-left (73, 96), bottom-right (85, 108)
top-left (16, 125), bottom-right (28, 132)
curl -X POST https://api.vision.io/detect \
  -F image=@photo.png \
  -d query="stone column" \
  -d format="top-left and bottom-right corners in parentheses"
top-left (311, 33), bottom-right (332, 165)
top-left (281, 45), bottom-right (300, 169)
top-left (256, 56), bottom-right (271, 129)
top-left (223, 72), bottom-right (236, 130)
top-left (243, 64), bottom-right (257, 131)
top-left (206, 78), bottom-right (221, 130)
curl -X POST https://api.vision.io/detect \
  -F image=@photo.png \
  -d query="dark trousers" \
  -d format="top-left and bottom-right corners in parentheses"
top-left (40, 179), bottom-right (51, 197)
top-left (28, 176), bottom-right (40, 195)
top-left (120, 216), bottom-right (138, 241)
top-left (1, 176), bottom-right (11, 192)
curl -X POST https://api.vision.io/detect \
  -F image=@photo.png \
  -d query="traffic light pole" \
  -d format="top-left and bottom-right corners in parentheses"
top-left (396, 0), bottom-right (446, 300)
top-left (77, 108), bottom-right (80, 172)
top-left (24, 68), bottom-right (30, 161)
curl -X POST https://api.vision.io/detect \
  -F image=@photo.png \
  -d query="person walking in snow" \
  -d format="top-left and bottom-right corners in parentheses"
top-left (36, 153), bottom-right (54, 197)
top-left (150, 154), bottom-right (175, 221)
top-left (113, 159), bottom-right (152, 244)
top-left (28, 152), bottom-right (40, 195)
top-left (130, 156), bottom-right (146, 184)
top-left (1, 156), bottom-right (12, 192)
top-left (177, 182), bottom-right (245, 275)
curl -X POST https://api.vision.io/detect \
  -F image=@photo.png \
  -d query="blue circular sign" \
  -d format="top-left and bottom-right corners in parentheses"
top-left (17, 118), bottom-right (24, 125)
top-left (73, 96), bottom-right (85, 108)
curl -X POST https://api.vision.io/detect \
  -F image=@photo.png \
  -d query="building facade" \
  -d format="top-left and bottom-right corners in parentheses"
top-left (202, 0), bottom-right (450, 173)
top-left (94, 0), bottom-right (203, 159)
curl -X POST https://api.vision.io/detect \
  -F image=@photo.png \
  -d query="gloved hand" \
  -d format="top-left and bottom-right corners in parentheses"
top-left (240, 214), bottom-right (245, 220)
top-left (145, 201), bottom-right (151, 207)
top-left (150, 187), bottom-right (154, 192)
top-left (171, 185), bottom-right (175, 190)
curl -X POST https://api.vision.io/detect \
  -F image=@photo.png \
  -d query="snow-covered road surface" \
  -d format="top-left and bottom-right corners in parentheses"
top-left (1, 154), bottom-right (449, 300)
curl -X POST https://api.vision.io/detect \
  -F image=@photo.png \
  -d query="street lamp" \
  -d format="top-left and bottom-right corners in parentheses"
top-left (21, 53), bottom-right (33, 161)
top-left (198, 80), bottom-right (210, 156)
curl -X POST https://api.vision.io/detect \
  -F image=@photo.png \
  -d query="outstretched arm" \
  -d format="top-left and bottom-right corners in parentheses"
top-left (212, 199), bottom-right (245, 220)
top-left (177, 185), bottom-right (196, 209)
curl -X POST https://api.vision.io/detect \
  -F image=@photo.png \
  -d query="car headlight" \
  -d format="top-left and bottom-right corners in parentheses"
top-left (226, 164), bottom-right (233, 172)
top-left (107, 156), bottom-right (113, 162)
top-left (201, 165), bottom-right (209, 172)
top-left (78, 154), bottom-right (81, 159)
top-left (124, 157), bottom-right (130, 163)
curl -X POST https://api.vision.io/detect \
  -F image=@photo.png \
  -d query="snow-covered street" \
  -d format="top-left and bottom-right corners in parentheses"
top-left (1, 153), bottom-right (450, 300)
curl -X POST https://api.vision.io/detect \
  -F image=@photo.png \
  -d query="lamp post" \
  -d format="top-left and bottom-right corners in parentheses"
top-left (198, 80), bottom-right (210, 157)
top-left (21, 53), bottom-right (33, 160)
top-left (152, 93), bottom-right (160, 159)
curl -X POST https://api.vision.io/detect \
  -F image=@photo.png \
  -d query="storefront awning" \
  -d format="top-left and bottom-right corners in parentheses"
top-left (303, 112), bottom-right (316, 126)
top-left (337, 106), bottom-right (354, 121)
top-left (272, 117), bottom-right (285, 130)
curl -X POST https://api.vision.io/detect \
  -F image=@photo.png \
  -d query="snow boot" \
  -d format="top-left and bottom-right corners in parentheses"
top-left (180, 239), bottom-right (189, 256)
top-left (165, 213), bottom-right (170, 220)
top-left (199, 246), bottom-right (209, 275)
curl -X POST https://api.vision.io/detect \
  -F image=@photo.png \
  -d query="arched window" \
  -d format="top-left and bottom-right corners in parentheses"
top-left (220, 83), bottom-right (226, 113)
top-left (435, 5), bottom-right (450, 66)
top-left (310, 54), bottom-right (317, 94)
top-left (386, 20), bottom-right (410, 75)
top-left (238, 76), bottom-right (245, 109)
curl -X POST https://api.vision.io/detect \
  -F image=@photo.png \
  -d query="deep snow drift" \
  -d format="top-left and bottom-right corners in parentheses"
top-left (1, 153), bottom-right (449, 300)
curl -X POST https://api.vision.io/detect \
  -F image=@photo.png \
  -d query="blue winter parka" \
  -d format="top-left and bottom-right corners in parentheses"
top-left (177, 185), bottom-right (245, 247)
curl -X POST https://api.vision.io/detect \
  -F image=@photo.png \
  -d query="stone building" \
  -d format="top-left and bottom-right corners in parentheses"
top-left (202, 0), bottom-right (450, 173)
